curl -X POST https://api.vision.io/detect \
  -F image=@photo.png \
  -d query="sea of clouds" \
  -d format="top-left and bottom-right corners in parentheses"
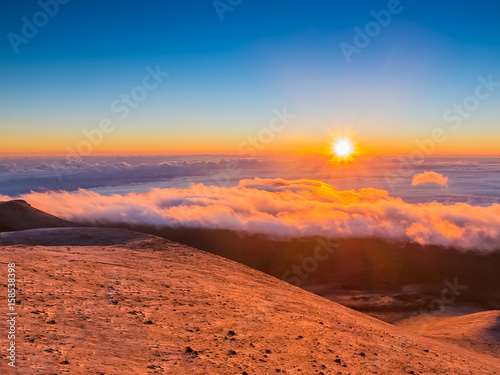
top-left (1, 155), bottom-right (500, 251)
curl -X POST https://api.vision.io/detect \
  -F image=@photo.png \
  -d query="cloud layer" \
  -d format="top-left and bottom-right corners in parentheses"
top-left (0, 156), bottom-right (264, 195)
top-left (412, 171), bottom-right (448, 186)
top-left (13, 178), bottom-right (500, 252)
top-left (2, 155), bottom-right (500, 207)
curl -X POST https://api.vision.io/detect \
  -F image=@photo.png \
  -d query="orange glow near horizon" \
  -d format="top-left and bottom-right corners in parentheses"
top-left (1, 129), bottom-right (500, 157)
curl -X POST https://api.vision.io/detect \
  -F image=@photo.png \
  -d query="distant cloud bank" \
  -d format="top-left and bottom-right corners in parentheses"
top-left (2, 156), bottom-right (500, 207)
top-left (412, 171), bottom-right (448, 186)
top-left (12, 178), bottom-right (500, 252)
top-left (0, 156), bottom-right (264, 195)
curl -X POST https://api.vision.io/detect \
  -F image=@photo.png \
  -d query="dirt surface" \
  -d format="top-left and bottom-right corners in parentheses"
top-left (0, 227), bottom-right (499, 374)
top-left (397, 310), bottom-right (500, 359)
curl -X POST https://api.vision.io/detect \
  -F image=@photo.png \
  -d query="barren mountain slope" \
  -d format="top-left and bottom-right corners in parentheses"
top-left (398, 310), bottom-right (500, 359)
top-left (0, 228), bottom-right (498, 374)
top-left (0, 200), bottom-right (78, 232)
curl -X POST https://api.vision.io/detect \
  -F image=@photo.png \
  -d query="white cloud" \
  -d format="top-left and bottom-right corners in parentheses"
top-left (12, 178), bottom-right (500, 252)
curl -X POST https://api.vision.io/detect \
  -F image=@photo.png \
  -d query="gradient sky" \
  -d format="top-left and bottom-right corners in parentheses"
top-left (1, 0), bottom-right (500, 155)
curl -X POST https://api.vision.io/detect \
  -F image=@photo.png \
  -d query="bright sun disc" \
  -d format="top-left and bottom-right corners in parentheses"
top-left (333, 139), bottom-right (353, 158)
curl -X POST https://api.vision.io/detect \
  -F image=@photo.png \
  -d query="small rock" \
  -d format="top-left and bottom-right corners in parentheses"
top-left (228, 350), bottom-right (237, 356)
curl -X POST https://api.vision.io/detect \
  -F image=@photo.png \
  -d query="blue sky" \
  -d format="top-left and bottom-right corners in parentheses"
top-left (1, 0), bottom-right (500, 154)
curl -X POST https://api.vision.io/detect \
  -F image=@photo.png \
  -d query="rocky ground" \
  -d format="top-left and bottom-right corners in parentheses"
top-left (0, 227), bottom-right (499, 374)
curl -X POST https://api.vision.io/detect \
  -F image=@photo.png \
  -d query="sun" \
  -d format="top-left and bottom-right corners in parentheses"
top-left (332, 139), bottom-right (354, 159)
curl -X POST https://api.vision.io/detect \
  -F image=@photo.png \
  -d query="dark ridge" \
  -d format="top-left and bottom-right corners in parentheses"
top-left (0, 200), bottom-right (80, 232)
